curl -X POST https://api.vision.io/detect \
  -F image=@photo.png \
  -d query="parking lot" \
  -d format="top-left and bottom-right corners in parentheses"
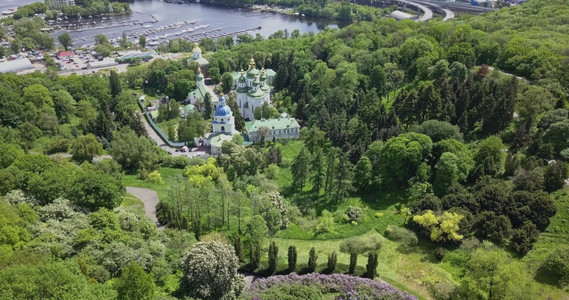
top-left (56, 50), bottom-right (102, 72)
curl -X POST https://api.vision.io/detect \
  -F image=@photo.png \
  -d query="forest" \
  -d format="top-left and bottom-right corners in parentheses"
top-left (1, 0), bottom-right (569, 299)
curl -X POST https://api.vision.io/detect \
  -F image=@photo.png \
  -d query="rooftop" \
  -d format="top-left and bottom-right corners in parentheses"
top-left (209, 133), bottom-right (234, 148)
top-left (0, 59), bottom-right (34, 73)
top-left (245, 117), bottom-right (300, 132)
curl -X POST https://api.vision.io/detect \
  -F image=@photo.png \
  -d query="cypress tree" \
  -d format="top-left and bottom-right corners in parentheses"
top-left (366, 252), bottom-right (379, 279)
top-left (109, 70), bottom-right (121, 100)
top-left (234, 235), bottom-right (243, 262)
top-left (288, 245), bottom-right (297, 272)
top-left (310, 146), bottom-right (325, 197)
top-left (327, 252), bottom-right (337, 273)
top-left (268, 241), bottom-right (278, 274)
top-left (291, 147), bottom-right (310, 192)
top-left (349, 253), bottom-right (357, 274)
top-left (307, 247), bottom-right (318, 273)
top-left (250, 243), bottom-right (261, 270)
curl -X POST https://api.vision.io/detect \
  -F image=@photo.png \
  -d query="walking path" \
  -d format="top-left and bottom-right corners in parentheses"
top-left (125, 186), bottom-right (164, 230)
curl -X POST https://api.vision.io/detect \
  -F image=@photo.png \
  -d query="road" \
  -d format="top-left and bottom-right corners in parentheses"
top-left (138, 112), bottom-right (209, 158)
top-left (397, 0), bottom-right (433, 22)
top-left (126, 187), bottom-right (164, 230)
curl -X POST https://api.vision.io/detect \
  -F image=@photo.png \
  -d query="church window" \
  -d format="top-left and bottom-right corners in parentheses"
top-left (221, 126), bottom-right (225, 132)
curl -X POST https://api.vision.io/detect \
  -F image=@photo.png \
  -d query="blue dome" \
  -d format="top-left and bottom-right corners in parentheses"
top-left (214, 104), bottom-right (232, 117)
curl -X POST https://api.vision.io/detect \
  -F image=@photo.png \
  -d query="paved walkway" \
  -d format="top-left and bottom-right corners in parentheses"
top-left (48, 153), bottom-right (113, 159)
top-left (126, 186), bottom-right (164, 230)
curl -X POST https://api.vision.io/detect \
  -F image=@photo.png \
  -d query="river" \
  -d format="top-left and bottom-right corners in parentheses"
top-left (9, 0), bottom-right (343, 47)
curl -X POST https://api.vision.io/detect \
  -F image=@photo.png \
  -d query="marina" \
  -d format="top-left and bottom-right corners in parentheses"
top-left (47, 0), bottom-right (342, 48)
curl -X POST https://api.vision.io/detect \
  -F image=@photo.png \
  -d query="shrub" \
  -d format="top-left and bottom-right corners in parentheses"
top-left (147, 170), bottom-right (163, 184)
top-left (200, 232), bottom-right (229, 244)
top-left (268, 241), bottom-right (278, 275)
top-left (253, 283), bottom-right (322, 300)
top-left (327, 252), bottom-right (337, 272)
top-left (266, 164), bottom-right (280, 179)
top-left (307, 247), bottom-right (318, 272)
top-left (247, 273), bottom-right (416, 300)
top-left (250, 243), bottom-right (261, 270)
top-left (288, 246), bottom-right (297, 272)
top-left (44, 137), bottom-right (70, 154)
top-left (349, 253), bottom-right (357, 274)
top-left (542, 246), bottom-right (569, 286)
top-left (434, 247), bottom-right (447, 261)
top-left (365, 252), bottom-right (379, 279)
top-left (385, 226), bottom-right (418, 246)
top-left (344, 206), bottom-right (364, 223)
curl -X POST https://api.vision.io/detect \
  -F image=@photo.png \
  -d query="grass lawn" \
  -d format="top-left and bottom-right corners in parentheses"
top-left (521, 188), bottom-right (569, 299)
top-left (121, 193), bottom-right (144, 214)
top-left (269, 229), bottom-right (454, 300)
top-left (122, 167), bottom-right (184, 202)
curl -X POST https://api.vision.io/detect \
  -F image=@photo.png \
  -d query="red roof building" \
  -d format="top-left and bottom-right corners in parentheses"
top-left (57, 51), bottom-right (74, 59)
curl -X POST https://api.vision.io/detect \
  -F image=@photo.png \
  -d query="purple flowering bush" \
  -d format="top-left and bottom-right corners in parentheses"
top-left (247, 273), bottom-right (418, 300)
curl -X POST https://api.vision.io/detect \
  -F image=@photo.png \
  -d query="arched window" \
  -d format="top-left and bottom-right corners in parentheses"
top-left (221, 126), bottom-right (225, 132)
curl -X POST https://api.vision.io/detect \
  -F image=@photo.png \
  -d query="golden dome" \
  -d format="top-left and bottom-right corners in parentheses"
top-left (192, 43), bottom-right (201, 52)
top-left (249, 57), bottom-right (255, 69)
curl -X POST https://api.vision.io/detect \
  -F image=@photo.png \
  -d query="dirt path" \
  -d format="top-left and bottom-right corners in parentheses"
top-left (125, 187), bottom-right (164, 230)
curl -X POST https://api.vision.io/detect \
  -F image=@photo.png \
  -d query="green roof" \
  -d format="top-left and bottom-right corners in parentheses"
top-left (184, 104), bottom-right (195, 115)
top-left (189, 57), bottom-right (209, 66)
top-left (245, 118), bottom-right (300, 132)
top-left (190, 85), bottom-right (209, 100)
top-left (265, 69), bottom-right (276, 77)
top-left (209, 133), bottom-right (233, 148)
top-left (248, 89), bottom-right (267, 98)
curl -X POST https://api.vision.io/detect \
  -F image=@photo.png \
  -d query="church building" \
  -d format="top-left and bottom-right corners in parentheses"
top-left (187, 68), bottom-right (218, 110)
top-left (195, 95), bottom-right (235, 156)
top-left (232, 58), bottom-right (276, 121)
top-left (187, 43), bottom-right (209, 75)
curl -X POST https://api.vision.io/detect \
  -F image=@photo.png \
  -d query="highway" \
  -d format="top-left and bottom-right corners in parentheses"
top-left (397, 0), bottom-right (434, 21)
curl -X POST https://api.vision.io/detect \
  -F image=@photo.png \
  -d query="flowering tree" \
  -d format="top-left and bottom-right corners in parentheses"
top-left (180, 241), bottom-right (244, 299)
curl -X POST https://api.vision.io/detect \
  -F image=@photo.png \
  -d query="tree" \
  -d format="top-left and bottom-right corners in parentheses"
top-left (510, 221), bottom-right (540, 255)
top-left (58, 33), bottom-right (72, 50)
top-left (354, 156), bottom-right (372, 192)
top-left (250, 243), bottom-right (261, 270)
top-left (116, 262), bottom-right (155, 300)
top-left (23, 84), bottom-right (53, 109)
top-left (458, 246), bottom-right (537, 299)
top-left (542, 245), bottom-right (569, 286)
top-left (411, 120), bottom-right (462, 142)
top-left (268, 241), bottom-right (278, 274)
top-left (180, 241), bottom-right (244, 300)
top-left (307, 247), bottom-right (318, 273)
top-left (109, 128), bottom-right (156, 171)
top-left (434, 152), bottom-right (464, 196)
top-left (68, 170), bottom-right (123, 210)
top-left (288, 245), bottom-right (297, 272)
top-left (413, 210), bottom-right (464, 242)
top-left (379, 133), bottom-right (433, 187)
top-left (204, 93), bottom-right (213, 118)
top-left (138, 35), bottom-right (146, 48)
top-left (51, 90), bottom-right (76, 123)
top-left (71, 134), bottom-right (103, 162)
top-left (333, 153), bottom-right (354, 204)
top-left (365, 252), bottom-right (379, 279)
top-left (245, 215), bottom-right (268, 246)
top-left (327, 252), bottom-right (337, 273)
top-left (221, 72), bottom-right (234, 94)
top-left (473, 136), bottom-right (505, 178)
top-left (109, 70), bottom-right (122, 99)
top-left (310, 146), bottom-right (325, 196)
top-left (291, 147), bottom-right (310, 192)
top-left (544, 161), bottom-right (567, 192)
